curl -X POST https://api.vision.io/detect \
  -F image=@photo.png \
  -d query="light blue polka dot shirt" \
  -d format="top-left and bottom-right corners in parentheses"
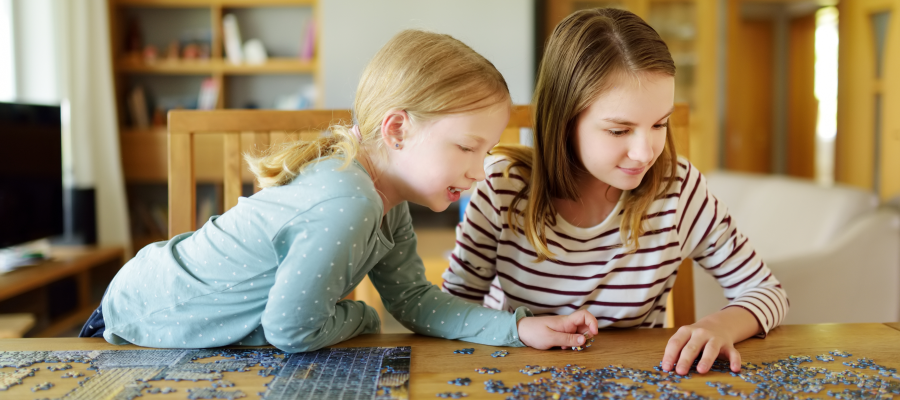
top-left (102, 157), bottom-right (531, 352)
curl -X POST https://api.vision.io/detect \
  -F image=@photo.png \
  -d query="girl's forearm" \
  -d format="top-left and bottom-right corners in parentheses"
top-left (694, 306), bottom-right (762, 343)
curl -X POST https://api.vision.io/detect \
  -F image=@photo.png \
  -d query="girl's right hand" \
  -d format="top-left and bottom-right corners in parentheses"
top-left (516, 310), bottom-right (599, 350)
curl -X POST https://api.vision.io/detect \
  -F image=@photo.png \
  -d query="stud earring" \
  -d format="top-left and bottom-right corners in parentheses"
top-left (395, 143), bottom-right (402, 149)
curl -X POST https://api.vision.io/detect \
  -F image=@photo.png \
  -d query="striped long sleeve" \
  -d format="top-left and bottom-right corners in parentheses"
top-left (442, 157), bottom-right (789, 335)
top-left (677, 162), bottom-right (789, 335)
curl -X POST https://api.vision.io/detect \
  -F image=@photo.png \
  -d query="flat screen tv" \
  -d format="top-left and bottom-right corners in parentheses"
top-left (0, 101), bottom-right (64, 248)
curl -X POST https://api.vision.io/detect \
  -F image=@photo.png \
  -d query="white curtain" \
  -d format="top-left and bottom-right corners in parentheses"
top-left (56, 0), bottom-right (132, 255)
top-left (0, 0), bottom-right (15, 100)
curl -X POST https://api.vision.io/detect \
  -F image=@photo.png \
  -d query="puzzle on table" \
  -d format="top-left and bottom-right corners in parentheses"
top-left (443, 349), bottom-right (900, 400)
top-left (0, 346), bottom-right (410, 400)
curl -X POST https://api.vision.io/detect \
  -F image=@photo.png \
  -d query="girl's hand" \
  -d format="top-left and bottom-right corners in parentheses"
top-left (661, 306), bottom-right (761, 374)
top-left (516, 310), bottom-right (599, 350)
top-left (661, 321), bottom-right (741, 374)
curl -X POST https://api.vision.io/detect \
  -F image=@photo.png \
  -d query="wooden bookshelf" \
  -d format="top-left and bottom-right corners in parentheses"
top-left (107, 0), bottom-right (321, 250)
top-left (116, 0), bottom-right (316, 6)
top-left (117, 57), bottom-right (317, 75)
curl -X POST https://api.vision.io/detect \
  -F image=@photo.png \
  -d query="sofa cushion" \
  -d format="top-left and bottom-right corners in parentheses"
top-left (704, 171), bottom-right (877, 260)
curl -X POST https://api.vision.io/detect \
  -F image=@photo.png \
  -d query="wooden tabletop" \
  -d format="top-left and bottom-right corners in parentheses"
top-left (1, 323), bottom-right (898, 399)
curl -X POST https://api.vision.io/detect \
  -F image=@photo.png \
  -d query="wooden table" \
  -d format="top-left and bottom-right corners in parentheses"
top-left (1, 323), bottom-right (898, 399)
top-left (0, 246), bottom-right (124, 337)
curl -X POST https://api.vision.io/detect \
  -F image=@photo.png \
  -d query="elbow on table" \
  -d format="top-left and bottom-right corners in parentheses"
top-left (267, 328), bottom-right (331, 353)
top-left (262, 320), bottom-right (333, 353)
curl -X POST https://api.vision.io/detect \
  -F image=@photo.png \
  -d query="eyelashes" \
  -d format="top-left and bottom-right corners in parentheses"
top-left (606, 121), bottom-right (669, 137)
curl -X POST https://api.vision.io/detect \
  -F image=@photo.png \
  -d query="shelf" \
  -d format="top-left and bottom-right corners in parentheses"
top-left (117, 57), bottom-right (316, 75)
top-left (115, 0), bottom-right (315, 7)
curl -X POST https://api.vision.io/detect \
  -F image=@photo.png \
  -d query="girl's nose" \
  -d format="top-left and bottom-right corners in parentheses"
top-left (628, 132), bottom-right (654, 164)
top-left (468, 160), bottom-right (486, 182)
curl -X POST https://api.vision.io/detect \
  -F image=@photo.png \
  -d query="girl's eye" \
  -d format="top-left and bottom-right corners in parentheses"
top-left (654, 121), bottom-right (670, 129)
top-left (607, 129), bottom-right (629, 137)
top-left (458, 145), bottom-right (475, 153)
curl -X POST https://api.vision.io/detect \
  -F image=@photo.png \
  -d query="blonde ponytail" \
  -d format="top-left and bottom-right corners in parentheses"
top-left (245, 125), bottom-right (361, 189)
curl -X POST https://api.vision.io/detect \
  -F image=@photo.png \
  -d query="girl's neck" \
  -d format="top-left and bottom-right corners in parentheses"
top-left (552, 173), bottom-right (622, 228)
top-left (356, 148), bottom-right (402, 217)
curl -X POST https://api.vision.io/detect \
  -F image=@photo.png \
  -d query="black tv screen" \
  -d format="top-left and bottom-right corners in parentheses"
top-left (0, 101), bottom-right (64, 248)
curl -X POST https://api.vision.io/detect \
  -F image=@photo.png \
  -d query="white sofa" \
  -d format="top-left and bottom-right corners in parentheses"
top-left (692, 171), bottom-right (900, 324)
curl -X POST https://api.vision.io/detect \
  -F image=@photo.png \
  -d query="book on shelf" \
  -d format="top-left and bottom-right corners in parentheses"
top-left (223, 14), bottom-right (244, 64)
top-left (127, 86), bottom-right (150, 129)
top-left (300, 18), bottom-right (316, 61)
top-left (197, 195), bottom-right (215, 230)
top-left (198, 78), bottom-right (219, 110)
top-left (134, 202), bottom-right (165, 238)
top-left (150, 205), bottom-right (168, 237)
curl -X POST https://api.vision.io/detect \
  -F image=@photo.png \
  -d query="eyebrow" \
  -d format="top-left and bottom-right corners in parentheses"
top-left (602, 106), bottom-right (675, 127)
top-left (466, 134), bottom-right (486, 144)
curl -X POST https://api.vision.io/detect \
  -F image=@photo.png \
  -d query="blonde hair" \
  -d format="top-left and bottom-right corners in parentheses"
top-left (494, 8), bottom-right (678, 261)
top-left (247, 30), bottom-right (511, 188)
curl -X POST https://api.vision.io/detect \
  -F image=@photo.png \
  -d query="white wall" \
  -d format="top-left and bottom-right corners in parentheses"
top-left (320, 0), bottom-right (535, 108)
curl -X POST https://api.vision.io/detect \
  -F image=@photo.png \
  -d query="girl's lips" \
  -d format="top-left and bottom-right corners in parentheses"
top-left (618, 166), bottom-right (646, 175)
top-left (447, 187), bottom-right (462, 202)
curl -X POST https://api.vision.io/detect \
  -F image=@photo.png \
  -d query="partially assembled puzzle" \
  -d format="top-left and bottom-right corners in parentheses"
top-left (0, 346), bottom-right (411, 400)
top-left (3, 345), bottom-right (899, 399)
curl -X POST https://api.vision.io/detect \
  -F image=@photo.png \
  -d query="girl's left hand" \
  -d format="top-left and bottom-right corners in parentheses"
top-left (660, 306), bottom-right (761, 375)
top-left (660, 322), bottom-right (741, 374)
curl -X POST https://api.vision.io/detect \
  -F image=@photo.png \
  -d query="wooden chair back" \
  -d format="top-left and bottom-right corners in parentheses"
top-left (167, 109), bottom-right (351, 237)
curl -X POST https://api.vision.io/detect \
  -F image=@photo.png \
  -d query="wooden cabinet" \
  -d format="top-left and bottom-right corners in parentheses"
top-left (0, 247), bottom-right (125, 337)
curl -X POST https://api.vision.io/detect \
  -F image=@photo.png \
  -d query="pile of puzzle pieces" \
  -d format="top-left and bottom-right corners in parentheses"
top-left (438, 349), bottom-right (900, 399)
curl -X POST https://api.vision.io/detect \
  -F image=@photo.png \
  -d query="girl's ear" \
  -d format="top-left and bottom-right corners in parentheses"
top-left (380, 109), bottom-right (409, 150)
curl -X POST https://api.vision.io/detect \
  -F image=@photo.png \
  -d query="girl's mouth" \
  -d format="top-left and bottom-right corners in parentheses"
top-left (447, 186), bottom-right (464, 202)
top-left (618, 166), bottom-right (645, 175)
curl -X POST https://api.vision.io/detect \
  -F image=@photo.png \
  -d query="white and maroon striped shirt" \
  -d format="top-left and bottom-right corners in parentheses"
top-left (442, 156), bottom-right (789, 334)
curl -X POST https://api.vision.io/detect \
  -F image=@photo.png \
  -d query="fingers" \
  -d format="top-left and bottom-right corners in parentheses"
top-left (557, 331), bottom-right (586, 348)
top-left (726, 346), bottom-right (742, 373)
top-left (695, 340), bottom-right (719, 374)
top-left (675, 334), bottom-right (706, 375)
top-left (542, 310), bottom-right (595, 335)
top-left (571, 310), bottom-right (599, 336)
top-left (662, 327), bottom-right (690, 372)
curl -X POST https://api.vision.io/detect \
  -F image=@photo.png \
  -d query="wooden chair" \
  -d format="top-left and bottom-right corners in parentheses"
top-left (167, 109), bottom-right (351, 237)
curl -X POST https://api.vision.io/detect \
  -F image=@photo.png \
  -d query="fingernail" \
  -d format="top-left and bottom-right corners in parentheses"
top-left (578, 336), bottom-right (585, 344)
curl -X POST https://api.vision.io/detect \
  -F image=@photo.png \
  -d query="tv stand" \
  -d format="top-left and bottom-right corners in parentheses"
top-left (0, 246), bottom-right (125, 337)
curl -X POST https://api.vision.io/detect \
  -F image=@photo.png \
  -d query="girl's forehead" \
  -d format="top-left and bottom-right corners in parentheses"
top-left (586, 73), bottom-right (674, 120)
